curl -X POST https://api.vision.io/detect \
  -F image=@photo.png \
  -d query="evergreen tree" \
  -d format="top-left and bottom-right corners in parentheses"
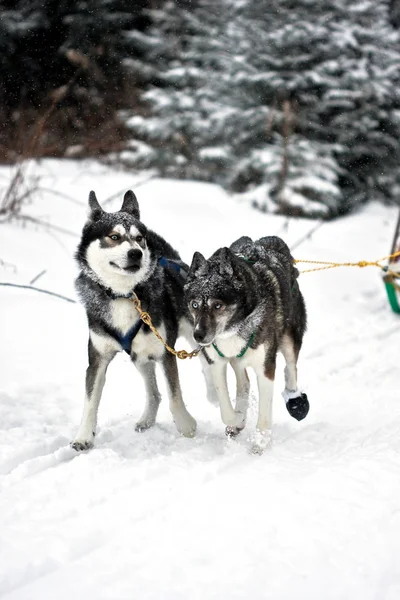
top-left (128, 0), bottom-right (400, 218)
top-left (389, 0), bottom-right (400, 28)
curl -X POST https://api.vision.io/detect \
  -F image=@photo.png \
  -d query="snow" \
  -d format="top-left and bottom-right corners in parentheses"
top-left (1, 160), bottom-right (400, 599)
top-left (198, 147), bottom-right (229, 160)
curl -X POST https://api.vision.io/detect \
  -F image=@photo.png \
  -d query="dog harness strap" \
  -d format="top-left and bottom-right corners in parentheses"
top-left (200, 347), bottom-right (214, 364)
top-left (158, 256), bottom-right (188, 274)
top-left (106, 288), bottom-right (133, 300)
top-left (118, 319), bottom-right (144, 354)
top-left (104, 257), bottom-right (187, 354)
top-left (212, 331), bottom-right (256, 359)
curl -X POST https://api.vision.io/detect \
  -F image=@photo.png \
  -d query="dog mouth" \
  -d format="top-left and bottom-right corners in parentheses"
top-left (110, 261), bottom-right (141, 273)
top-left (124, 264), bottom-right (141, 273)
top-left (195, 338), bottom-right (215, 347)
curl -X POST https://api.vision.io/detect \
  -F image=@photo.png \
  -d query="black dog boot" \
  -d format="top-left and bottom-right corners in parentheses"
top-left (225, 425), bottom-right (244, 438)
top-left (284, 392), bottom-right (310, 421)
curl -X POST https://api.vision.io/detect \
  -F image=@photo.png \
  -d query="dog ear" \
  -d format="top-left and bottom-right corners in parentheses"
top-left (88, 190), bottom-right (103, 221)
top-left (189, 251), bottom-right (207, 277)
top-left (218, 247), bottom-right (234, 277)
top-left (120, 190), bottom-right (140, 219)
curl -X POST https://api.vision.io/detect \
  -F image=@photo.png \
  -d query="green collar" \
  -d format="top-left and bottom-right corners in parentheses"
top-left (212, 331), bottom-right (256, 359)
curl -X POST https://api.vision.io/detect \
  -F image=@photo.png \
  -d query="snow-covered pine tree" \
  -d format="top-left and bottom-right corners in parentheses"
top-left (125, 0), bottom-right (230, 177)
top-left (128, 0), bottom-right (400, 218)
top-left (389, 0), bottom-right (400, 28)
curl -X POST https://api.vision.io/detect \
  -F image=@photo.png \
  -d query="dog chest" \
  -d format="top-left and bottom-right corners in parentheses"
top-left (209, 334), bottom-right (267, 368)
top-left (131, 326), bottom-right (166, 360)
top-left (111, 299), bottom-right (165, 359)
top-left (111, 298), bottom-right (139, 334)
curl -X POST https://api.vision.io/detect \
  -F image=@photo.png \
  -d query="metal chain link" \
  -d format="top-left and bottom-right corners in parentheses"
top-left (130, 292), bottom-right (201, 360)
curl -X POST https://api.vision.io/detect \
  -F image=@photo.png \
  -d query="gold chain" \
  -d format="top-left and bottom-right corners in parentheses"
top-left (130, 292), bottom-right (201, 360)
top-left (295, 250), bottom-right (400, 275)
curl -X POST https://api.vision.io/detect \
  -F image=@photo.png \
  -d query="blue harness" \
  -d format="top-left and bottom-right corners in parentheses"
top-left (111, 257), bottom-right (186, 354)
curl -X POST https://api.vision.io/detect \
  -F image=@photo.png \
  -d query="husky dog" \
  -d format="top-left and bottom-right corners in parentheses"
top-left (184, 236), bottom-right (309, 453)
top-left (71, 190), bottom-right (196, 450)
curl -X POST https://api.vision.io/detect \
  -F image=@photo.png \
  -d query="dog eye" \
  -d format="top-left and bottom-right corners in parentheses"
top-left (136, 235), bottom-right (143, 243)
top-left (191, 301), bottom-right (199, 310)
top-left (215, 303), bottom-right (223, 310)
top-left (109, 234), bottom-right (120, 241)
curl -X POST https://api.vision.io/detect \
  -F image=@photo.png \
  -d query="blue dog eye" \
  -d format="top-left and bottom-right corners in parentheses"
top-left (192, 301), bottom-right (199, 309)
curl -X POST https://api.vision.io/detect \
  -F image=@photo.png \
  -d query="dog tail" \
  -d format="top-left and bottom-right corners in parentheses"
top-left (258, 235), bottom-right (300, 286)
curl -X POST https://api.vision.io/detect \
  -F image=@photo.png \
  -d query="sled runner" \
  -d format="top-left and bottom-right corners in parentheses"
top-left (383, 207), bottom-right (400, 314)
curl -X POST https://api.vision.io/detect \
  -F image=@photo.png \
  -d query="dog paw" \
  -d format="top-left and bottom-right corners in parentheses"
top-left (70, 439), bottom-right (94, 452)
top-left (286, 393), bottom-right (309, 421)
top-left (174, 412), bottom-right (197, 438)
top-left (225, 425), bottom-right (244, 438)
top-left (135, 418), bottom-right (156, 432)
top-left (250, 429), bottom-right (272, 455)
top-left (223, 410), bottom-right (246, 429)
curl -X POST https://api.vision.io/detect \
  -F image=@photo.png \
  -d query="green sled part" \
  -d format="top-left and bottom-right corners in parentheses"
top-left (384, 280), bottom-right (400, 314)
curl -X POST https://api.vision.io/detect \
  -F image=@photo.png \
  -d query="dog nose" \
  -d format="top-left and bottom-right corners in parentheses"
top-left (193, 327), bottom-right (207, 343)
top-left (127, 248), bottom-right (143, 264)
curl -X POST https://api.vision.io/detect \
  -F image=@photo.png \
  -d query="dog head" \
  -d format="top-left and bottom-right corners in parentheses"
top-left (185, 247), bottom-right (249, 345)
top-left (76, 190), bottom-right (152, 293)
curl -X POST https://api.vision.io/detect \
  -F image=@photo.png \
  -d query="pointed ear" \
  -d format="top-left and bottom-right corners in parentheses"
top-left (120, 190), bottom-right (140, 219)
top-left (218, 247), bottom-right (234, 277)
top-left (88, 190), bottom-right (103, 220)
top-left (189, 251), bottom-right (207, 277)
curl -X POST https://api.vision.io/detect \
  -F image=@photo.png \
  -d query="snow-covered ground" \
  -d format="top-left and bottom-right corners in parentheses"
top-left (0, 160), bottom-right (399, 600)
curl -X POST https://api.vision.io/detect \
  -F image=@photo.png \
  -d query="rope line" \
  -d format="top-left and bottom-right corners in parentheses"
top-left (295, 250), bottom-right (400, 275)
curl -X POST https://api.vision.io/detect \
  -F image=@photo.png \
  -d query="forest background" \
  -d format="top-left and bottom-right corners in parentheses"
top-left (1, 0), bottom-right (400, 219)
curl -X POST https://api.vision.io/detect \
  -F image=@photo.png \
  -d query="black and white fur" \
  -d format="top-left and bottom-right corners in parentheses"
top-left (72, 190), bottom-right (196, 450)
top-left (184, 236), bottom-right (309, 454)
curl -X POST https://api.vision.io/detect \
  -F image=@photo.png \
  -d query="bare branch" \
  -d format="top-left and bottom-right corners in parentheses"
top-left (0, 282), bottom-right (76, 304)
top-left (30, 270), bottom-right (47, 285)
top-left (103, 174), bottom-right (157, 206)
top-left (290, 220), bottom-right (325, 252)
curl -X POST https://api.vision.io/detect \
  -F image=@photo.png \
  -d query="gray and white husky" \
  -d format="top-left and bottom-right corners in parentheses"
top-left (184, 236), bottom-right (309, 453)
top-left (71, 190), bottom-right (196, 451)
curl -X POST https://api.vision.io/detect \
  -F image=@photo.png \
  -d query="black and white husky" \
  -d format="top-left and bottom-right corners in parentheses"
top-left (71, 190), bottom-right (196, 450)
top-left (184, 236), bottom-right (309, 454)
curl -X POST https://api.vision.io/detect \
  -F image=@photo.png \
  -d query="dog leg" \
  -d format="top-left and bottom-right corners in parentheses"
top-left (209, 361), bottom-right (245, 430)
top-left (71, 339), bottom-right (115, 451)
top-left (199, 353), bottom-right (220, 406)
top-left (162, 353), bottom-right (197, 437)
top-left (135, 360), bottom-right (162, 431)
top-left (280, 333), bottom-right (309, 421)
top-left (225, 360), bottom-right (250, 437)
top-left (181, 321), bottom-right (219, 405)
top-left (251, 352), bottom-right (275, 454)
